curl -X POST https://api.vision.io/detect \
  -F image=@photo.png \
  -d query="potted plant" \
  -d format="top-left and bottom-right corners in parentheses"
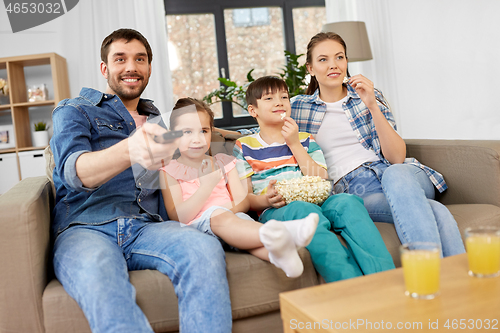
top-left (32, 121), bottom-right (50, 147)
top-left (203, 51), bottom-right (308, 111)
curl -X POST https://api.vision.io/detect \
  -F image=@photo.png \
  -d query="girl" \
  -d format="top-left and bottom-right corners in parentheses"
top-left (291, 32), bottom-right (465, 256)
top-left (160, 98), bottom-right (319, 278)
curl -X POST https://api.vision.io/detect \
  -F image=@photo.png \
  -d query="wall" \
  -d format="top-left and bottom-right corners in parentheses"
top-left (326, 0), bottom-right (500, 140)
top-left (0, 0), bottom-right (173, 117)
top-left (388, 0), bottom-right (500, 140)
top-left (0, 6), bottom-right (101, 101)
top-left (2, 1), bottom-right (499, 139)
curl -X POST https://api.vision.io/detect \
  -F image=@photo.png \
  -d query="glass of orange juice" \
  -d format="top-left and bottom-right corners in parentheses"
top-left (400, 242), bottom-right (441, 299)
top-left (465, 226), bottom-right (500, 278)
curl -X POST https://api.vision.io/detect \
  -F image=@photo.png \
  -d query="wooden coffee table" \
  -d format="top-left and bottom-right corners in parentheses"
top-left (280, 254), bottom-right (500, 332)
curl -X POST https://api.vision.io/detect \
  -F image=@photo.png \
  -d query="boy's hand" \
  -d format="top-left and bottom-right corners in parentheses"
top-left (281, 117), bottom-right (300, 148)
top-left (265, 179), bottom-right (286, 208)
top-left (198, 158), bottom-right (223, 189)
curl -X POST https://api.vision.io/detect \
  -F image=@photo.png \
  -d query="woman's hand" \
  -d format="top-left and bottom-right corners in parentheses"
top-left (348, 74), bottom-right (378, 111)
top-left (350, 75), bottom-right (406, 164)
top-left (265, 179), bottom-right (286, 208)
top-left (198, 158), bottom-right (223, 189)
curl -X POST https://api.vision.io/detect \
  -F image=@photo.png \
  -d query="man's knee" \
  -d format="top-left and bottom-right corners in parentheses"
top-left (180, 230), bottom-right (226, 267)
top-left (53, 228), bottom-right (126, 282)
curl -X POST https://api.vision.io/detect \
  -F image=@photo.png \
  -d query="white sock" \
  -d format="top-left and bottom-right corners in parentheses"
top-left (281, 213), bottom-right (319, 248)
top-left (259, 220), bottom-right (304, 278)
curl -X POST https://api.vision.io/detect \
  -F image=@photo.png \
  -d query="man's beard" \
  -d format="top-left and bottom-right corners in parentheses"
top-left (108, 74), bottom-right (148, 101)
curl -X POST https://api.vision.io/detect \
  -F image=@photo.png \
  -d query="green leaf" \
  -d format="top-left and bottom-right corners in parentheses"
top-left (246, 69), bottom-right (255, 82)
top-left (218, 77), bottom-right (237, 87)
top-left (203, 50), bottom-right (309, 109)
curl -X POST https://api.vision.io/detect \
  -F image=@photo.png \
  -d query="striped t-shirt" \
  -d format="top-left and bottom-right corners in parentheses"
top-left (233, 132), bottom-right (327, 195)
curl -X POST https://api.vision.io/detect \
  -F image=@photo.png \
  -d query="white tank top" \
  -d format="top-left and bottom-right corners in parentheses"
top-left (314, 96), bottom-right (379, 183)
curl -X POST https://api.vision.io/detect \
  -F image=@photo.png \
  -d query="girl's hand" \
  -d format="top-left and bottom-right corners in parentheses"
top-left (198, 158), bottom-right (223, 189)
top-left (265, 180), bottom-right (286, 208)
top-left (282, 117), bottom-right (300, 148)
top-left (348, 74), bottom-right (378, 110)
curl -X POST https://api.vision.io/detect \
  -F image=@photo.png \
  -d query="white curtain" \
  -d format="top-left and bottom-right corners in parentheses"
top-left (59, 0), bottom-right (174, 115)
top-left (324, 0), bottom-right (401, 131)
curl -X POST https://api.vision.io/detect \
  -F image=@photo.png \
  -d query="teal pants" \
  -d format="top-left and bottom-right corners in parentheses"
top-left (260, 193), bottom-right (395, 283)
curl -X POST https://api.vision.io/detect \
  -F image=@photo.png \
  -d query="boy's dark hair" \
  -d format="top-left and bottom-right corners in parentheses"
top-left (101, 28), bottom-right (153, 64)
top-left (171, 97), bottom-right (215, 130)
top-left (245, 76), bottom-right (289, 107)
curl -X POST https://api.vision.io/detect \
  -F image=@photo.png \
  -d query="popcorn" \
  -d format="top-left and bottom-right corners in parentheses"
top-left (275, 176), bottom-right (332, 205)
top-left (343, 76), bottom-right (349, 84)
top-left (280, 112), bottom-right (286, 120)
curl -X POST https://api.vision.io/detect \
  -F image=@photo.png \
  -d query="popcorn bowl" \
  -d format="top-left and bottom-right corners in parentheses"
top-left (274, 176), bottom-right (333, 206)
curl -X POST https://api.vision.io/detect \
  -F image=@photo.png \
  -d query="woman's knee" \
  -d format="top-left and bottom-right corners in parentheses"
top-left (381, 164), bottom-right (418, 192)
top-left (382, 164), bottom-right (435, 198)
top-left (427, 199), bottom-right (455, 223)
top-left (382, 164), bottom-right (413, 180)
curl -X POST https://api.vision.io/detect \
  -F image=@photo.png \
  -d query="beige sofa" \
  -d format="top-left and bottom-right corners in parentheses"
top-left (1, 139), bottom-right (499, 333)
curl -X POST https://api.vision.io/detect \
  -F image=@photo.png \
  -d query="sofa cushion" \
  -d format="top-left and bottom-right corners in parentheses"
top-left (372, 204), bottom-right (500, 268)
top-left (447, 204), bottom-right (500, 239)
top-left (374, 222), bottom-right (402, 267)
top-left (42, 248), bottom-right (318, 333)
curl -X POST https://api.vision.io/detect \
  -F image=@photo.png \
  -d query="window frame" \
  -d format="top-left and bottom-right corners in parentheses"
top-left (165, 0), bottom-right (325, 130)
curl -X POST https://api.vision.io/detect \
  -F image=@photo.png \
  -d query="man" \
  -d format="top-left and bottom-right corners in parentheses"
top-left (50, 28), bottom-right (231, 333)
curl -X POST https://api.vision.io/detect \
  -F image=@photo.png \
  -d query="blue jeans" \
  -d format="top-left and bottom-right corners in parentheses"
top-left (335, 161), bottom-right (465, 257)
top-left (53, 217), bottom-right (232, 333)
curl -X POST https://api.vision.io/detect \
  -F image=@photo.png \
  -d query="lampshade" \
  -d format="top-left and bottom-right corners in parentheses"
top-left (321, 21), bottom-right (373, 62)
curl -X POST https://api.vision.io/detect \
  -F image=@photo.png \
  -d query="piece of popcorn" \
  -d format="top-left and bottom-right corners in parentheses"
top-left (280, 112), bottom-right (286, 120)
top-left (275, 176), bottom-right (332, 205)
top-left (343, 76), bottom-right (349, 84)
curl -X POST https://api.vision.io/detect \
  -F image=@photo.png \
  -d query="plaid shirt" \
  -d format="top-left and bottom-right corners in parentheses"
top-left (238, 86), bottom-right (447, 192)
top-left (290, 86), bottom-right (448, 193)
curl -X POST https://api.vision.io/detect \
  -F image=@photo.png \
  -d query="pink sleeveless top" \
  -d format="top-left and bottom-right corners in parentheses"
top-left (160, 153), bottom-right (237, 223)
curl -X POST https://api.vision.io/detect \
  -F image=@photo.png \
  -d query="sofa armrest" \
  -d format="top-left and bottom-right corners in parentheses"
top-left (0, 176), bottom-right (53, 333)
top-left (405, 139), bottom-right (500, 207)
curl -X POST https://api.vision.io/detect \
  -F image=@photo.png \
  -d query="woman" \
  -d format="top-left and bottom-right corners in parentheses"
top-left (290, 32), bottom-right (464, 256)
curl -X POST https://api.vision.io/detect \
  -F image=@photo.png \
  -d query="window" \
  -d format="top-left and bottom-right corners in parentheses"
top-left (233, 8), bottom-right (270, 27)
top-left (293, 7), bottom-right (327, 66)
top-left (166, 13), bottom-right (223, 118)
top-left (225, 7), bottom-right (285, 118)
top-left (164, 0), bottom-right (326, 130)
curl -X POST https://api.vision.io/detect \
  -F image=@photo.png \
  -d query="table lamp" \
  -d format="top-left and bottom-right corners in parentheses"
top-left (321, 21), bottom-right (373, 62)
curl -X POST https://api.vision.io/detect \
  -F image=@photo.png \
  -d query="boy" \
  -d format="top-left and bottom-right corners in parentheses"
top-left (234, 76), bottom-right (395, 282)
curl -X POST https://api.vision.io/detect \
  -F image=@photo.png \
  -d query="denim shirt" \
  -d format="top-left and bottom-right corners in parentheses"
top-left (50, 88), bottom-right (167, 238)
